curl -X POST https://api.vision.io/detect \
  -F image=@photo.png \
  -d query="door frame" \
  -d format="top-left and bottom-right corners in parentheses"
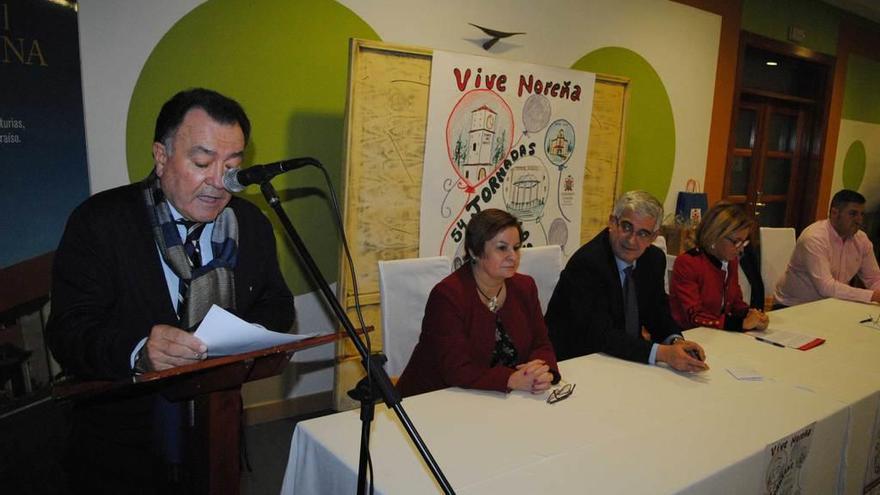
top-left (725, 32), bottom-right (836, 233)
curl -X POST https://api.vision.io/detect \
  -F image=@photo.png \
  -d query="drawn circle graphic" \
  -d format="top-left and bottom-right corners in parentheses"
top-left (501, 155), bottom-right (549, 222)
top-left (572, 46), bottom-right (675, 201)
top-left (522, 94), bottom-right (551, 134)
top-left (446, 89), bottom-right (514, 193)
top-left (842, 140), bottom-right (866, 191)
top-left (547, 217), bottom-right (569, 248)
top-left (544, 119), bottom-right (575, 169)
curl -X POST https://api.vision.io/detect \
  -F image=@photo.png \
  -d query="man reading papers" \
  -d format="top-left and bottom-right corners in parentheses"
top-left (47, 88), bottom-right (295, 491)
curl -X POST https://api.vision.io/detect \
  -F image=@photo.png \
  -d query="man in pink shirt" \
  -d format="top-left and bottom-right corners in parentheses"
top-left (775, 189), bottom-right (880, 307)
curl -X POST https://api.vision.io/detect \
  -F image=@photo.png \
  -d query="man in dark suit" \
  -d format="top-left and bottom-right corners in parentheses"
top-left (545, 190), bottom-right (708, 372)
top-left (47, 88), bottom-right (295, 491)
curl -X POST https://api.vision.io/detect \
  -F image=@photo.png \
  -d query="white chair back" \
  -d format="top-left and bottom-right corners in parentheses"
top-left (378, 256), bottom-right (451, 377)
top-left (664, 254), bottom-right (677, 293)
top-left (759, 227), bottom-right (796, 299)
top-left (738, 263), bottom-right (752, 305)
top-left (517, 245), bottom-right (563, 314)
top-left (652, 235), bottom-right (673, 292)
top-left (652, 235), bottom-right (667, 254)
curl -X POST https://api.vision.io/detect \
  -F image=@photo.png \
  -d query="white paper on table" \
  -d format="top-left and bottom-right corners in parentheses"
top-left (726, 367), bottom-right (763, 381)
top-left (746, 328), bottom-right (824, 350)
top-left (194, 305), bottom-right (315, 357)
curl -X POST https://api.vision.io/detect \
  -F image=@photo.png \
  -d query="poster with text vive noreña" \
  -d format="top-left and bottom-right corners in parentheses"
top-left (419, 50), bottom-right (595, 265)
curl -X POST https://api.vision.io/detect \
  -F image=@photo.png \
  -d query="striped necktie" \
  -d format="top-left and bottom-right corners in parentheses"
top-left (176, 220), bottom-right (206, 322)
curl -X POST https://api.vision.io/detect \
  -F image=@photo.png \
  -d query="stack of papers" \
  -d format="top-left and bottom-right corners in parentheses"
top-left (745, 329), bottom-right (825, 351)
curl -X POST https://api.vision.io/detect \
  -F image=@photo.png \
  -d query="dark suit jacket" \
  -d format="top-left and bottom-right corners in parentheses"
top-left (545, 228), bottom-right (680, 363)
top-left (47, 180), bottom-right (295, 380)
top-left (45, 180), bottom-right (294, 486)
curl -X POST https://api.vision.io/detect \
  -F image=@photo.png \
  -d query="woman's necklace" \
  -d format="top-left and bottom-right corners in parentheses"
top-left (475, 282), bottom-right (504, 312)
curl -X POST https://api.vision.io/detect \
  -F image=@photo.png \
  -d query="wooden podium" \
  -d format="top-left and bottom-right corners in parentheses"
top-left (53, 330), bottom-right (366, 494)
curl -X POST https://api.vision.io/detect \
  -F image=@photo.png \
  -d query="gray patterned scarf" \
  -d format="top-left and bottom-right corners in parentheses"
top-left (143, 172), bottom-right (238, 328)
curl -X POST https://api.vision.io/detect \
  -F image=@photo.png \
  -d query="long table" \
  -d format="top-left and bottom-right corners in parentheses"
top-left (282, 299), bottom-right (880, 494)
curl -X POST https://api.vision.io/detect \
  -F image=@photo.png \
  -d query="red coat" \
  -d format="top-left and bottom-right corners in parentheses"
top-left (396, 266), bottom-right (559, 397)
top-left (669, 249), bottom-right (749, 331)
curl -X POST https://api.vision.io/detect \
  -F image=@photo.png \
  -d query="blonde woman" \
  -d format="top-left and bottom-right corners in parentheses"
top-left (670, 202), bottom-right (769, 331)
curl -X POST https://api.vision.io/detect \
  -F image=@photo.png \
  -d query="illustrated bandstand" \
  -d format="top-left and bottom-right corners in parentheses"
top-left (508, 173), bottom-right (545, 220)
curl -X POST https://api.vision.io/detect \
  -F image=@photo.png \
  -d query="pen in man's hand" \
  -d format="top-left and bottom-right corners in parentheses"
top-left (860, 317), bottom-right (874, 324)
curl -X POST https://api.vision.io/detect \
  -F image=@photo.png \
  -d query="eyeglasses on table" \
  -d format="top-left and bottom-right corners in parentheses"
top-left (547, 382), bottom-right (576, 404)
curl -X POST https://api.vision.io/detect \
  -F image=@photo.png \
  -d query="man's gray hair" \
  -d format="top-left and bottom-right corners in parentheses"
top-left (612, 190), bottom-right (663, 231)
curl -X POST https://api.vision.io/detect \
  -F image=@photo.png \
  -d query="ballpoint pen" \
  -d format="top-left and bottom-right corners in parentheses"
top-left (754, 336), bottom-right (785, 348)
top-left (860, 317), bottom-right (874, 324)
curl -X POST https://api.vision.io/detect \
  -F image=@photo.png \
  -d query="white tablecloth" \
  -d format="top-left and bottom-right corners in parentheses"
top-left (282, 298), bottom-right (880, 494)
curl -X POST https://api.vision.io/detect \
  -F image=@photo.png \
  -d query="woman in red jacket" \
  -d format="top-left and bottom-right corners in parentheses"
top-left (397, 209), bottom-right (560, 397)
top-left (669, 202), bottom-right (769, 331)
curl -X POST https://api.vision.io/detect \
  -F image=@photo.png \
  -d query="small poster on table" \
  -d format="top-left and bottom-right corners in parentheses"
top-left (762, 422), bottom-right (815, 495)
top-left (865, 403), bottom-right (880, 494)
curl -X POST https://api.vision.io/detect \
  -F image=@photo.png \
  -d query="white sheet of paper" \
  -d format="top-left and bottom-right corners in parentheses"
top-left (194, 305), bottom-right (315, 356)
top-left (726, 366), bottom-right (763, 381)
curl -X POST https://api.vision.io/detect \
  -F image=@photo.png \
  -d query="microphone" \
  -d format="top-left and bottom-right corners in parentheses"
top-left (223, 157), bottom-right (320, 192)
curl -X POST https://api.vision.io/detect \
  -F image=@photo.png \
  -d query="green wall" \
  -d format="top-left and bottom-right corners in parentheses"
top-left (571, 47), bottom-right (675, 205)
top-left (741, 0), bottom-right (842, 54)
top-left (126, 0), bottom-right (379, 295)
top-left (123, 0), bottom-right (880, 297)
top-left (842, 54), bottom-right (880, 124)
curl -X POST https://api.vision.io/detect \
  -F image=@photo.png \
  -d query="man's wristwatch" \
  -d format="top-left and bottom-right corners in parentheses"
top-left (132, 347), bottom-right (150, 375)
top-left (670, 336), bottom-right (685, 345)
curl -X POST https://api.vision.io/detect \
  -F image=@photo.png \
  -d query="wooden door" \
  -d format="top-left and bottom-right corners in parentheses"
top-left (726, 99), bottom-right (810, 227)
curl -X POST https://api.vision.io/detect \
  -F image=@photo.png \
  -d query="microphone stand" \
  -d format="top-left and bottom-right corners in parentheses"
top-left (259, 180), bottom-right (454, 495)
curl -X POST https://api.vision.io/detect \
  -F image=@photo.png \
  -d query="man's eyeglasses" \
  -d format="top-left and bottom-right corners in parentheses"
top-left (546, 382), bottom-right (576, 404)
top-left (725, 236), bottom-right (750, 249)
top-left (614, 217), bottom-right (656, 240)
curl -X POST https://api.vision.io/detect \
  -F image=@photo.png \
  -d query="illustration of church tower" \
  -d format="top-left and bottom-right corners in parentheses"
top-left (550, 128), bottom-right (570, 159)
top-left (462, 105), bottom-right (497, 181)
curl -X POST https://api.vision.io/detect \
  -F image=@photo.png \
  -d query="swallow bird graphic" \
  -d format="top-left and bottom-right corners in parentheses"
top-left (469, 23), bottom-right (525, 50)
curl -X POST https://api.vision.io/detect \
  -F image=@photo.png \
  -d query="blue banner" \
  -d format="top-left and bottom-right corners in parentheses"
top-left (1, 0), bottom-right (89, 268)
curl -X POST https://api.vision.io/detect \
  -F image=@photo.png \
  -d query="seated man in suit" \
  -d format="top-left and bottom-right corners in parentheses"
top-left (545, 190), bottom-right (708, 372)
top-left (775, 189), bottom-right (880, 307)
top-left (47, 88), bottom-right (295, 492)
